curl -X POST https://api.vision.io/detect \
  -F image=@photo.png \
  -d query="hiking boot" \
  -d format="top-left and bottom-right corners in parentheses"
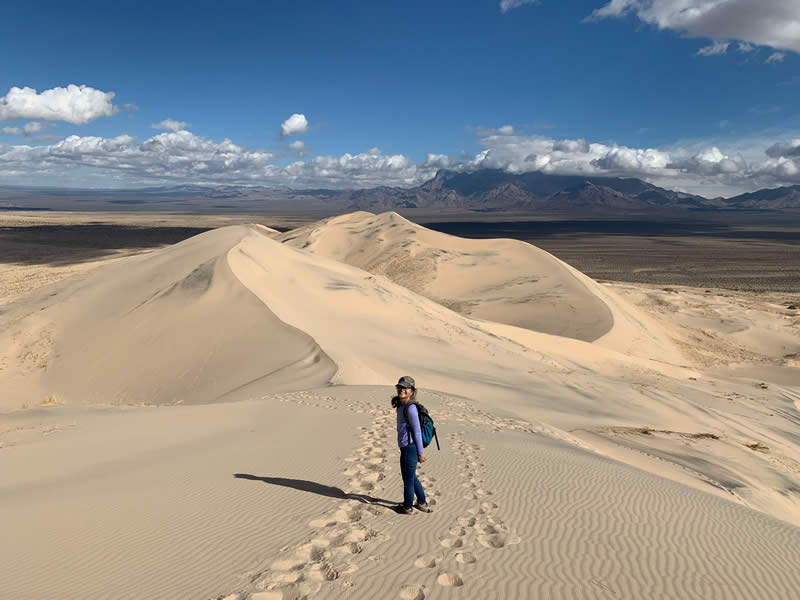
top-left (414, 503), bottom-right (433, 513)
top-left (394, 504), bottom-right (414, 515)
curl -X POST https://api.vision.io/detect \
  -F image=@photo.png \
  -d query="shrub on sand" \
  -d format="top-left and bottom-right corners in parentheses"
top-left (41, 394), bottom-right (61, 406)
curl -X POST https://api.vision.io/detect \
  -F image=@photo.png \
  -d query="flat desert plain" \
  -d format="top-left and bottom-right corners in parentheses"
top-left (1, 210), bottom-right (799, 600)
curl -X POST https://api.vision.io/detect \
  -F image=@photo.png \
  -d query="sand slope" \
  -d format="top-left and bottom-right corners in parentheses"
top-left (3, 387), bottom-right (800, 600)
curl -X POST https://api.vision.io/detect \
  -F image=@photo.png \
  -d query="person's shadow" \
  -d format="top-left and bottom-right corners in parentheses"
top-left (234, 474), bottom-right (396, 508)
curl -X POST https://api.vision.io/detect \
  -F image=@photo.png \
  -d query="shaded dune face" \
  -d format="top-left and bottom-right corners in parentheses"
top-left (0, 227), bottom-right (336, 407)
top-left (277, 211), bottom-right (614, 342)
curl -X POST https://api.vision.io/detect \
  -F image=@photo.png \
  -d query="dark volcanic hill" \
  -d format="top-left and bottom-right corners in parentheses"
top-left (339, 169), bottom-right (721, 212)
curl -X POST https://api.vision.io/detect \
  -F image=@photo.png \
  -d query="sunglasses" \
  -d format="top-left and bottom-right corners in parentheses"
top-left (396, 385), bottom-right (413, 390)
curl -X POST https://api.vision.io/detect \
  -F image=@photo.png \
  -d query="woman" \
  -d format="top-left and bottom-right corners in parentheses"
top-left (393, 375), bottom-right (432, 514)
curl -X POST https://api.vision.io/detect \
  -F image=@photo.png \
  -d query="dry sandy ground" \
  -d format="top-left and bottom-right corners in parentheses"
top-left (1, 212), bottom-right (799, 599)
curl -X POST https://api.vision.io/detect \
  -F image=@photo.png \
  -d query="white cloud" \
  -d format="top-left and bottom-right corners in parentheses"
top-left (0, 130), bottom-right (274, 183)
top-left (476, 125), bottom-right (515, 136)
top-left (0, 85), bottom-right (117, 124)
top-left (282, 147), bottom-right (430, 188)
top-left (499, 0), bottom-right (537, 13)
top-left (669, 146), bottom-right (745, 175)
top-left (23, 121), bottom-right (45, 135)
top-left (766, 52), bottom-right (786, 63)
top-left (423, 153), bottom-right (461, 170)
top-left (4, 127), bottom-right (800, 195)
top-left (1, 121), bottom-right (49, 136)
top-left (0, 131), bottom-right (432, 189)
top-left (459, 130), bottom-right (800, 194)
top-left (289, 140), bottom-right (310, 157)
top-left (151, 119), bottom-right (190, 131)
top-left (588, 0), bottom-right (800, 54)
top-left (697, 40), bottom-right (729, 56)
top-left (738, 42), bottom-right (755, 53)
top-left (280, 113), bottom-right (308, 138)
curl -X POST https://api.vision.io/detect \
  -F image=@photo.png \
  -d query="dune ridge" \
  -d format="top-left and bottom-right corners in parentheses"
top-left (276, 211), bottom-right (684, 364)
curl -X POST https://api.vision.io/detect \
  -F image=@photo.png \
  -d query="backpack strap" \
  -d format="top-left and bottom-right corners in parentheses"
top-left (403, 402), bottom-right (420, 447)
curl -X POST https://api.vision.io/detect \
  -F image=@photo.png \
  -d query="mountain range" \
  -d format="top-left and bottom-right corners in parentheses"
top-left (2, 170), bottom-right (800, 213)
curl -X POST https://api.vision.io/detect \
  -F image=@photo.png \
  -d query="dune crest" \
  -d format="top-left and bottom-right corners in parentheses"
top-left (277, 211), bottom-right (684, 364)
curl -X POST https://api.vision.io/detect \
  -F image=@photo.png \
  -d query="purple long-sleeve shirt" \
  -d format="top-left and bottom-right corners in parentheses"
top-left (397, 402), bottom-right (424, 451)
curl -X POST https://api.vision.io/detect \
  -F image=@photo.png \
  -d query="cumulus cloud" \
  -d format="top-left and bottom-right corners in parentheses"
top-left (0, 85), bottom-right (117, 124)
top-left (766, 52), bottom-right (786, 63)
top-left (423, 153), bottom-right (461, 170)
top-left (0, 130), bottom-right (274, 183)
top-left (280, 113), bottom-right (308, 138)
top-left (0, 132), bottom-right (434, 189)
top-left (499, 0), bottom-right (537, 13)
top-left (587, 0), bottom-right (800, 54)
top-left (280, 146), bottom-right (434, 188)
top-left (669, 146), bottom-right (745, 175)
top-left (765, 139), bottom-right (800, 158)
top-left (289, 140), bottom-right (310, 157)
top-left (461, 130), bottom-right (800, 194)
top-left (3, 127), bottom-right (800, 194)
top-left (151, 119), bottom-right (190, 131)
top-left (476, 125), bottom-right (515, 136)
top-left (2, 122), bottom-right (49, 136)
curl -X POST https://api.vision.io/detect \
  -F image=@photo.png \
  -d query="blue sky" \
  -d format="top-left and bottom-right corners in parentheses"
top-left (1, 0), bottom-right (799, 196)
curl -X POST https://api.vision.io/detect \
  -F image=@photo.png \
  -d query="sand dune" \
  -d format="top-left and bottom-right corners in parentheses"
top-left (276, 211), bottom-right (684, 364)
top-left (2, 212), bottom-right (799, 599)
top-left (0, 226), bottom-right (334, 407)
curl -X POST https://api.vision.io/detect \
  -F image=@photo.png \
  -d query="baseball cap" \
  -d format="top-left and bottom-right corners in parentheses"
top-left (396, 376), bottom-right (416, 389)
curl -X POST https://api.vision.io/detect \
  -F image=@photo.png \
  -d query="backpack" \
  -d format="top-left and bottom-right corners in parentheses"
top-left (404, 401), bottom-right (440, 450)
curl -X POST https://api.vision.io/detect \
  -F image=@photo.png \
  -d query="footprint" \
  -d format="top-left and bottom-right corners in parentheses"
top-left (414, 554), bottom-right (439, 568)
top-left (309, 516), bottom-right (337, 528)
top-left (332, 507), bottom-right (362, 523)
top-left (475, 524), bottom-right (501, 534)
top-left (477, 533), bottom-right (521, 548)
top-left (307, 561), bottom-right (339, 581)
top-left (252, 582), bottom-right (321, 599)
top-left (399, 584), bottom-right (426, 600)
top-left (268, 571), bottom-right (304, 584)
top-left (437, 572), bottom-right (464, 587)
top-left (440, 537), bottom-right (464, 548)
top-left (270, 556), bottom-right (306, 571)
top-left (455, 552), bottom-right (477, 564)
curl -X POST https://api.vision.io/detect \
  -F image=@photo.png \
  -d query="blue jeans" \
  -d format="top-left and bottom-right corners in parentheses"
top-left (400, 443), bottom-right (426, 509)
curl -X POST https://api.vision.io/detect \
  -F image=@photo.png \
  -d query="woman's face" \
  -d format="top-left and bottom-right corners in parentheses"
top-left (396, 385), bottom-right (413, 402)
